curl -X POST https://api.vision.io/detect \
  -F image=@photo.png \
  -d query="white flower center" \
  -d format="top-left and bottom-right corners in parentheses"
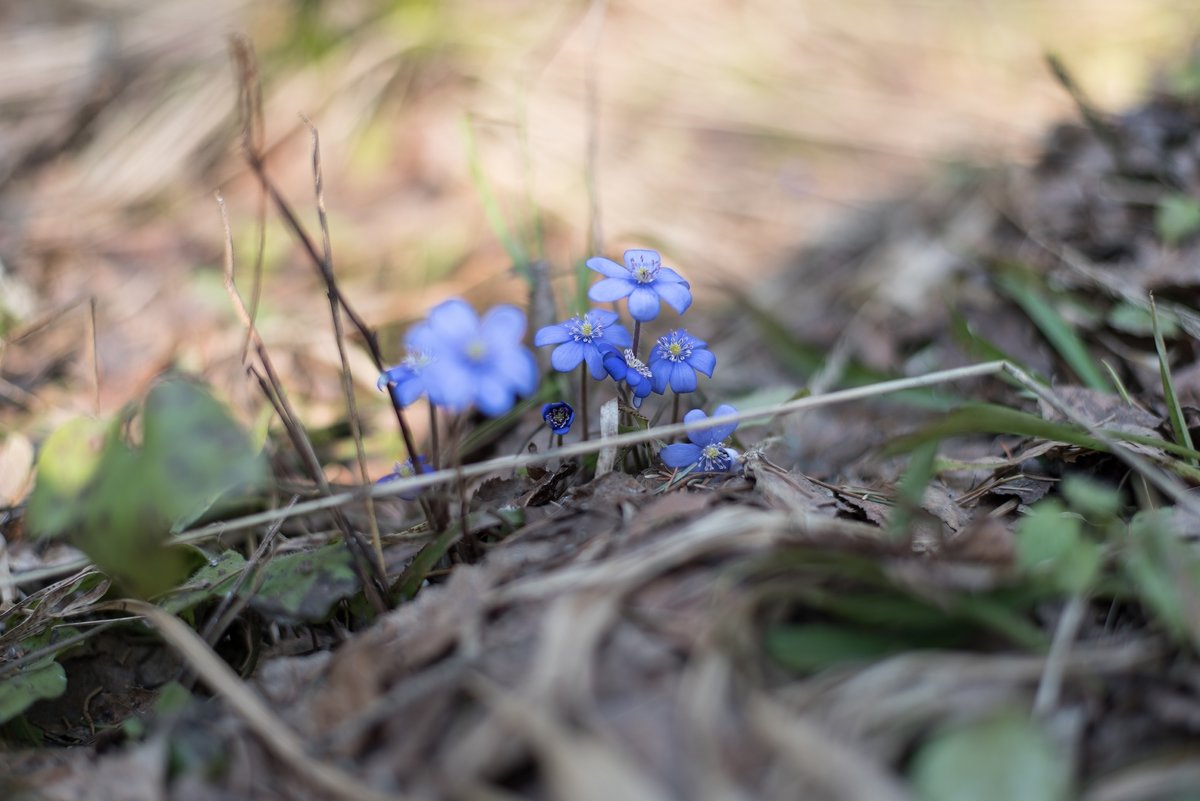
top-left (699, 443), bottom-right (731, 472)
top-left (628, 252), bottom-right (661, 284)
top-left (569, 316), bottom-right (602, 343)
top-left (466, 339), bottom-right (488, 362)
top-left (402, 350), bottom-right (432, 370)
top-left (658, 333), bottom-right (693, 363)
top-left (624, 349), bottom-right (652, 379)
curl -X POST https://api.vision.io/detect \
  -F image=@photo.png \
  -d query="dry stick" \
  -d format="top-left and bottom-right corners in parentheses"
top-left (218, 196), bottom-right (388, 615)
top-left (428, 403), bottom-right (440, 469)
top-left (114, 599), bottom-right (408, 801)
top-left (21, 359), bottom-right (1200, 585)
top-left (233, 33), bottom-right (266, 365)
top-left (304, 119), bottom-right (386, 578)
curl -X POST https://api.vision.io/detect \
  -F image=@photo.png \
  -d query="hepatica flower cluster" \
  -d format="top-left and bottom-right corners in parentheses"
top-left (379, 247), bottom-right (740, 492)
top-left (531, 247), bottom-right (737, 474)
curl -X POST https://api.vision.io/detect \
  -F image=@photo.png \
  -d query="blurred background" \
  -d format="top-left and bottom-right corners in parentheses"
top-left (1, 0), bottom-right (1198, 471)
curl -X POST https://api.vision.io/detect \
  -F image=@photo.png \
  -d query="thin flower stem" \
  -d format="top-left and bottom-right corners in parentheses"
top-left (386, 387), bottom-right (421, 466)
top-left (547, 428), bottom-right (555, 451)
top-left (672, 392), bottom-right (681, 432)
top-left (579, 363), bottom-right (590, 442)
top-left (428, 403), bottom-right (440, 469)
top-left (631, 320), bottom-right (642, 358)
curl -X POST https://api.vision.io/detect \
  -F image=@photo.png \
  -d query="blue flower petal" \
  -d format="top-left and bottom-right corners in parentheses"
top-left (656, 266), bottom-right (688, 284)
top-left (551, 340), bottom-right (586, 372)
top-left (534, 323), bottom-right (571, 346)
top-left (660, 443), bottom-right (702, 469)
top-left (602, 348), bottom-right (628, 380)
top-left (650, 360), bottom-right (670, 394)
top-left (606, 322), bottom-right (633, 348)
top-left (654, 281), bottom-right (693, 316)
top-left (426, 299), bottom-right (478, 342)
top-left (424, 359), bottom-right (475, 411)
top-left (627, 287), bottom-right (661, 321)
top-left (394, 378), bottom-right (424, 407)
top-left (474, 373), bottom-right (515, 416)
top-left (588, 277), bottom-right (634, 303)
top-left (586, 256), bottom-right (631, 279)
top-left (495, 346), bottom-right (539, 395)
top-left (582, 345), bottom-right (608, 380)
top-left (689, 348), bottom-right (716, 377)
top-left (706, 405), bottom-right (739, 443)
top-left (587, 308), bottom-right (621, 327)
top-left (668, 361), bottom-right (698, 393)
top-left (481, 304), bottom-right (526, 342)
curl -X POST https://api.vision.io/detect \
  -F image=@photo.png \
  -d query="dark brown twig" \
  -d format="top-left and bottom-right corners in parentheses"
top-left (218, 194), bottom-right (388, 615)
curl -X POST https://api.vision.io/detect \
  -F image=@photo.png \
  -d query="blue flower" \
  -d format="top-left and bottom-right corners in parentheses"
top-left (377, 455), bottom-right (432, 500)
top-left (602, 347), bottom-right (654, 408)
top-left (542, 401), bottom-right (575, 435)
top-left (647, 329), bottom-right (715, 394)
top-left (407, 299), bottom-right (538, 416)
top-left (659, 405), bottom-right (739, 473)
top-left (377, 349), bottom-right (433, 408)
top-left (533, 309), bottom-right (632, 379)
top-left (586, 249), bottom-right (691, 322)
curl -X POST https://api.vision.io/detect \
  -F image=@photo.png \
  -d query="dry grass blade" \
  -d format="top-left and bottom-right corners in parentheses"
top-left (748, 694), bottom-right (914, 801)
top-left (465, 672), bottom-right (675, 801)
top-left (114, 599), bottom-right (408, 801)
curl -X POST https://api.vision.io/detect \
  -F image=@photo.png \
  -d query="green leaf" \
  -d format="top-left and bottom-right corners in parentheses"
top-left (0, 628), bottom-right (79, 726)
top-left (766, 624), bottom-right (903, 672)
top-left (1061, 476), bottom-right (1122, 522)
top-left (26, 377), bottom-right (267, 598)
top-left (25, 417), bottom-right (110, 539)
top-left (1155, 194), bottom-right (1200, 246)
top-left (1124, 509), bottom-right (1200, 650)
top-left (911, 710), bottom-right (1072, 801)
top-left (995, 270), bottom-right (1110, 392)
top-left (1016, 500), bottom-right (1102, 594)
top-left (889, 439), bottom-right (939, 540)
top-left (160, 550), bottom-right (248, 614)
top-left (248, 543), bottom-right (359, 624)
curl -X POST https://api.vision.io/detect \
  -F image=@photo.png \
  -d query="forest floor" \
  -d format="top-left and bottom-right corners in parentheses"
top-left (4, 3), bottom-right (1200, 800)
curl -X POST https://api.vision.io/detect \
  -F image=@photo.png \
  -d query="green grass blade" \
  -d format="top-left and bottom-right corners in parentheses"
top-left (995, 270), bottom-right (1110, 392)
top-left (1100, 360), bottom-right (1134, 406)
top-left (462, 116), bottom-right (530, 283)
top-left (889, 439), bottom-right (939, 541)
top-left (1150, 294), bottom-right (1197, 465)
